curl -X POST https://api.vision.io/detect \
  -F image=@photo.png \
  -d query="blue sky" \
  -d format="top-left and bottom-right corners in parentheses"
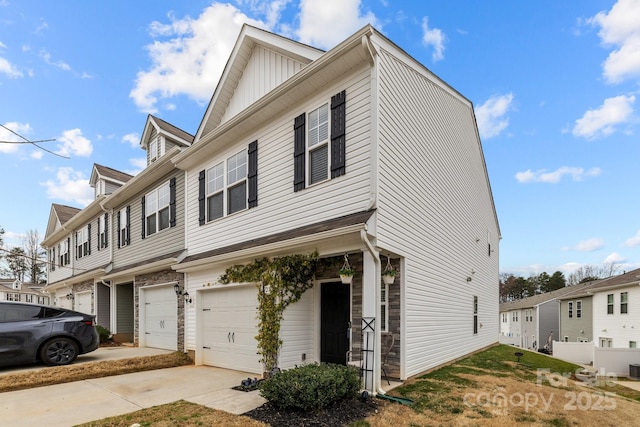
top-left (1, 0), bottom-right (639, 278)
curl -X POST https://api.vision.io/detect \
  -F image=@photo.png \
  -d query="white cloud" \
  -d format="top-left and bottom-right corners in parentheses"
top-left (588, 0), bottom-right (640, 83)
top-left (39, 49), bottom-right (71, 71)
top-left (55, 129), bottom-right (92, 157)
top-left (130, 3), bottom-right (265, 113)
top-left (573, 95), bottom-right (636, 139)
top-left (572, 95), bottom-right (635, 139)
top-left (41, 167), bottom-right (93, 207)
top-left (0, 121), bottom-right (32, 154)
top-left (127, 157), bottom-right (147, 176)
top-left (563, 238), bottom-right (604, 252)
top-left (296, 0), bottom-right (378, 49)
top-left (474, 93), bottom-right (514, 139)
top-left (515, 166), bottom-right (601, 183)
top-left (604, 252), bottom-right (627, 264)
top-left (624, 229), bottom-right (640, 247)
top-left (122, 133), bottom-right (140, 149)
top-left (30, 150), bottom-right (43, 159)
top-left (421, 17), bottom-right (445, 62)
top-left (0, 56), bottom-right (22, 78)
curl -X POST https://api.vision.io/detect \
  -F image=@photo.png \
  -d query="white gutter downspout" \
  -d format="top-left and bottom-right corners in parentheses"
top-left (360, 229), bottom-right (386, 396)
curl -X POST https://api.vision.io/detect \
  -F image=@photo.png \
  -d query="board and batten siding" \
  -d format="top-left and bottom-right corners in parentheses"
top-left (185, 65), bottom-right (372, 255)
top-left (375, 48), bottom-right (499, 378)
top-left (111, 171), bottom-right (186, 267)
top-left (220, 45), bottom-right (308, 125)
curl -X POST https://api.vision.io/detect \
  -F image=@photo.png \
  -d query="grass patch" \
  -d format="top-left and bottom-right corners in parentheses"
top-left (0, 352), bottom-right (192, 393)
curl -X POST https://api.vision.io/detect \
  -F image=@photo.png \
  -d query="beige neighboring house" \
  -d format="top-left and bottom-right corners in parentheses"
top-left (0, 279), bottom-right (49, 305)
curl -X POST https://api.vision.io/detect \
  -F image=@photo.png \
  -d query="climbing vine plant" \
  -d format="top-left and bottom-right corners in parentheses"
top-left (219, 251), bottom-right (319, 372)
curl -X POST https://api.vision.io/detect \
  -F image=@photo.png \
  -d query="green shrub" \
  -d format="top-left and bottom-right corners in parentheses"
top-left (95, 324), bottom-right (111, 343)
top-left (259, 363), bottom-right (360, 411)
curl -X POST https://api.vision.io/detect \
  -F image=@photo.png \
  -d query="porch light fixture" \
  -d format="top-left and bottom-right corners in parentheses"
top-left (174, 283), bottom-right (181, 296)
top-left (66, 293), bottom-right (74, 301)
top-left (183, 291), bottom-right (192, 304)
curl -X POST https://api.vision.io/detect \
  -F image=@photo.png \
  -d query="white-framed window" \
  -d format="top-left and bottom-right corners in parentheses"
top-left (145, 182), bottom-right (170, 236)
top-left (512, 311), bottom-right (518, 322)
top-left (621, 292), bottom-right (628, 314)
top-left (568, 301), bottom-right (573, 318)
top-left (502, 313), bottom-right (507, 323)
top-left (381, 283), bottom-right (389, 332)
top-left (630, 341), bottom-right (637, 348)
top-left (307, 102), bottom-right (330, 185)
top-left (119, 207), bottom-right (128, 247)
top-left (49, 248), bottom-right (56, 272)
top-left (98, 214), bottom-right (107, 249)
top-left (600, 337), bottom-right (612, 348)
top-left (206, 150), bottom-right (247, 222)
top-left (473, 296), bottom-right (478, 334)
top-left (59, 239), bottom-right (70, 266)
top-left (576, 300), bottom-right (582, 318)
top-left (7, 293), bottom-right (20, 301)
top-left (607, 293), bottom-right (614, 314)
top-left (25, 294), bottom-right (33, 303)
top-left (76, 226), bottom-right (89, 258)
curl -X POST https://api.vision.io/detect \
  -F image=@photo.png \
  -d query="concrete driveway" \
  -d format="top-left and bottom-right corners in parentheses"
top-left (0, 347), bottom-right (266, 426)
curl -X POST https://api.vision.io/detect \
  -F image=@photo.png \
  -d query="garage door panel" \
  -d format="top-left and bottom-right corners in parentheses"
top-left (201, 286), bottom-right (261, 374)
top-left (143, 286), bottom-right (177, 351)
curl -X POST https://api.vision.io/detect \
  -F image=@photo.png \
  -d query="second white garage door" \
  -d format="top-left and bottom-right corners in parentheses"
top-left (201, 285), bottom-right (261, 374)
top-left (141, 285), bottom-right (177, 351)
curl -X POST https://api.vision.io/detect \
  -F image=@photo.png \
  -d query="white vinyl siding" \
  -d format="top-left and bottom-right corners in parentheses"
top-left (375, 46), bottom-right (499, 378)
top-left (186, 65), bottom-right (371, 255)
top-left (593, 287), bottom-right (640, 348)
top-left (146, 182), bottom-right (170, 236)
top-left (73, 219), bottom-right (110, 276)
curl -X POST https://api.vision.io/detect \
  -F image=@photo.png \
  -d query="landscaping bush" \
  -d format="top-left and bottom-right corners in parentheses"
top-left (95, 325), bottom-right (112, 343)
top-left (259, 363), bottom-right (360, 411)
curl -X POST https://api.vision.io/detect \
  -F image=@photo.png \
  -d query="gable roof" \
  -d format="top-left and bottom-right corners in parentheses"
top-left (45, 203), bottom-right (81, 238)
top-left (140, 115), bottom-right (194, 150)
top-left (194, 24), bottom-right (324, 142)
top-left (583, 267), bottom-right (640, 294)
top-left (90, 164), bottom-right (133, 188)
top-left (499, 285), bottom-right (583, 311)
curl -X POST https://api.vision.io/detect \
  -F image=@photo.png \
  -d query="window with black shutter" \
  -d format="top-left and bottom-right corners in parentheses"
top-left (169, 177), bottom-right (177, 227)
top-left (248, 140), bottom-right (258, 208)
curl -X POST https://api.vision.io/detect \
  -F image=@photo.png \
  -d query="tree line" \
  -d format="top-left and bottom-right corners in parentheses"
top-left (0, 227), bottom-right (46, 284)
top-left (500, 262), bottom-right (621, 303)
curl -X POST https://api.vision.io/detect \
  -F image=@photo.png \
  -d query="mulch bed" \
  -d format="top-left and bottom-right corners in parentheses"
top-left (243, 397), bottom-right (381, 426)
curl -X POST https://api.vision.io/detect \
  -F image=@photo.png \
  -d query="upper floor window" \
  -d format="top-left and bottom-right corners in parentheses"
top-left (145, 182), bottom-right (170, 236)
top-left (76, 225), bottom-right (90, 259)
top-left (206, 150), bottom-right (247, 221)
top-left (118, 206), bottom-right (130, 248)
top-left (293, 90), bottom-right (346, 192)
top-left (25, 294), bottom-right (33, 303)
top-left (576, 300), bottom-right (582, 318)
top-left (621, 292), bottom-right (628, 314)
top-left (58, 238), bottom-right (70, 266)
top-left (512, 311), bottom-right (518, 322)
top-left (568, 302), bottom-right (573, 318)
top-left (98, 213), bottom-right (108, 249)
top-left (607, 293), bottom-right (614, 314)
top-left (502, 313), bottom-right (507, 323)
top-left (149, 136), bottom-right (164, 163)
top-left (473, 296), bottom-right (478, 334)
top-left (49, 248), bottom-right (56, 272)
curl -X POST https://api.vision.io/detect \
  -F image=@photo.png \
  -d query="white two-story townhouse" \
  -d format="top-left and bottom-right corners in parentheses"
top-left (97, 115), bottom-right (193, 349)
top-left (0, 279), bottom-right (49, 304)
top-left (172, 24), bottom-right (500, 394)
top-left (588, 268), bottom-right (640, 349)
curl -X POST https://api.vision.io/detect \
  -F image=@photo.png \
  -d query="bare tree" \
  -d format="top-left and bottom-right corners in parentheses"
top-left (23, 229), bottom-right (46, 284)
top-left (567, 262), bottom-right (621, 286)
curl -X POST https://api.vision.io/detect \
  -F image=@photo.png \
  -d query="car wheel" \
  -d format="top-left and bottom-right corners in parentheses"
top-left (40, 337), bottom-right (79, 366)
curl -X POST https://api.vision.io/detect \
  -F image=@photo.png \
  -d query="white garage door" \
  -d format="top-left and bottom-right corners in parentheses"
top-left (201, 285), bottom-right (261, 374)
top-left (142, 286), bottom-right (177, 351)
top-left (75, 291), bottom-right (92, 314)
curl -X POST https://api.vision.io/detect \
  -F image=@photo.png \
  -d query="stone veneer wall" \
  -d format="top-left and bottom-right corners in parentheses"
top-left (133, 270), bottom-right (185, 352)
top-left (72, 279), bottom-right (96, 313)
top-left (315, 253), bottom-right (401, 380)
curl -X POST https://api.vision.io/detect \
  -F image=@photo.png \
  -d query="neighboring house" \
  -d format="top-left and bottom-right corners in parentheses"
top-left (587, 268), bottom-right (640, 349)
top-left (42, 115), bottom-right (193, 352)
top-left (499, 286), bottom-right (580, 350)
top-left (0, 279), bottom-right (49, 304)
top-left (170, 24), bottom-right (500, 394)
top-left (557, 280), bottom-right (601, 343)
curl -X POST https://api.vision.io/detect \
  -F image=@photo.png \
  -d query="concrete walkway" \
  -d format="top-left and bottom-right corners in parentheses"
top-left (0, 348), bottom-right (266, 426)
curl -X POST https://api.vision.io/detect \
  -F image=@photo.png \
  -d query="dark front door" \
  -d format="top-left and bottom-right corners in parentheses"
top-left (321, 281), bottom-right (350, 364)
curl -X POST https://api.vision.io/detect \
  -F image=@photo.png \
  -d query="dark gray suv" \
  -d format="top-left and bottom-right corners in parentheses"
top-left (0, 302), bottom-right (99, 367)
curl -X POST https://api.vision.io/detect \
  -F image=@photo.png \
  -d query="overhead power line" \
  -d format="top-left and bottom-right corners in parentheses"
top-left (0, 123), bottom-right (69, 159)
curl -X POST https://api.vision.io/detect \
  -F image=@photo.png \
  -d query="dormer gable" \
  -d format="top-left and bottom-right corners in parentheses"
top-left (140, 115), bottom-right (194, 167)
top-left (90, 164), bottom-right (133, 198)
top-left (195, 24), bottom-right (324, 142)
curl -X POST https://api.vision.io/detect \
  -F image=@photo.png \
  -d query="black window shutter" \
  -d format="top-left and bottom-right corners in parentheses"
top-left (75, 231), bottom-right (78, 259)
top-left (97, 218), bottom-right (101, 251)
top-left (330, 90), bottom-right (346, 178)
top-left (141, 196), bottom-right (146, 239)
top-left (198, 170), bottom-right (206, 225)
top-left (87, 223), bottom-right (91, 255)
top-left (117, 211), bottom-right (121, 248)
top-left (293, 113), bottom-right (306, 192)
top-left (67, 237), bottom-right (70, 264)
top-left (104, 213), bottom-right (109, 247)
top-left (125, 206), bottom-right (131, 245)
top-left (248, 140), bottom-right (258, 208)
top-left (169, 177), bottom-right (177, 227)
top-left (51, 248), bottom-right (55, 271)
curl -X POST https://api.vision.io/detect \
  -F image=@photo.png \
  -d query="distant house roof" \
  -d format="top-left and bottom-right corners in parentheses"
top-left (92, 164), bottom-right (133, 185)
top-left (556, 279), bottom-right (605, 300)
top-left (52, 203), bottom-right (81, 225)
top-left (499, 285), bottom-right (583, 311)
top-left (152, 115), bottom-right (194, 145)
top-left (582, 267), bottom-right (640, 294)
